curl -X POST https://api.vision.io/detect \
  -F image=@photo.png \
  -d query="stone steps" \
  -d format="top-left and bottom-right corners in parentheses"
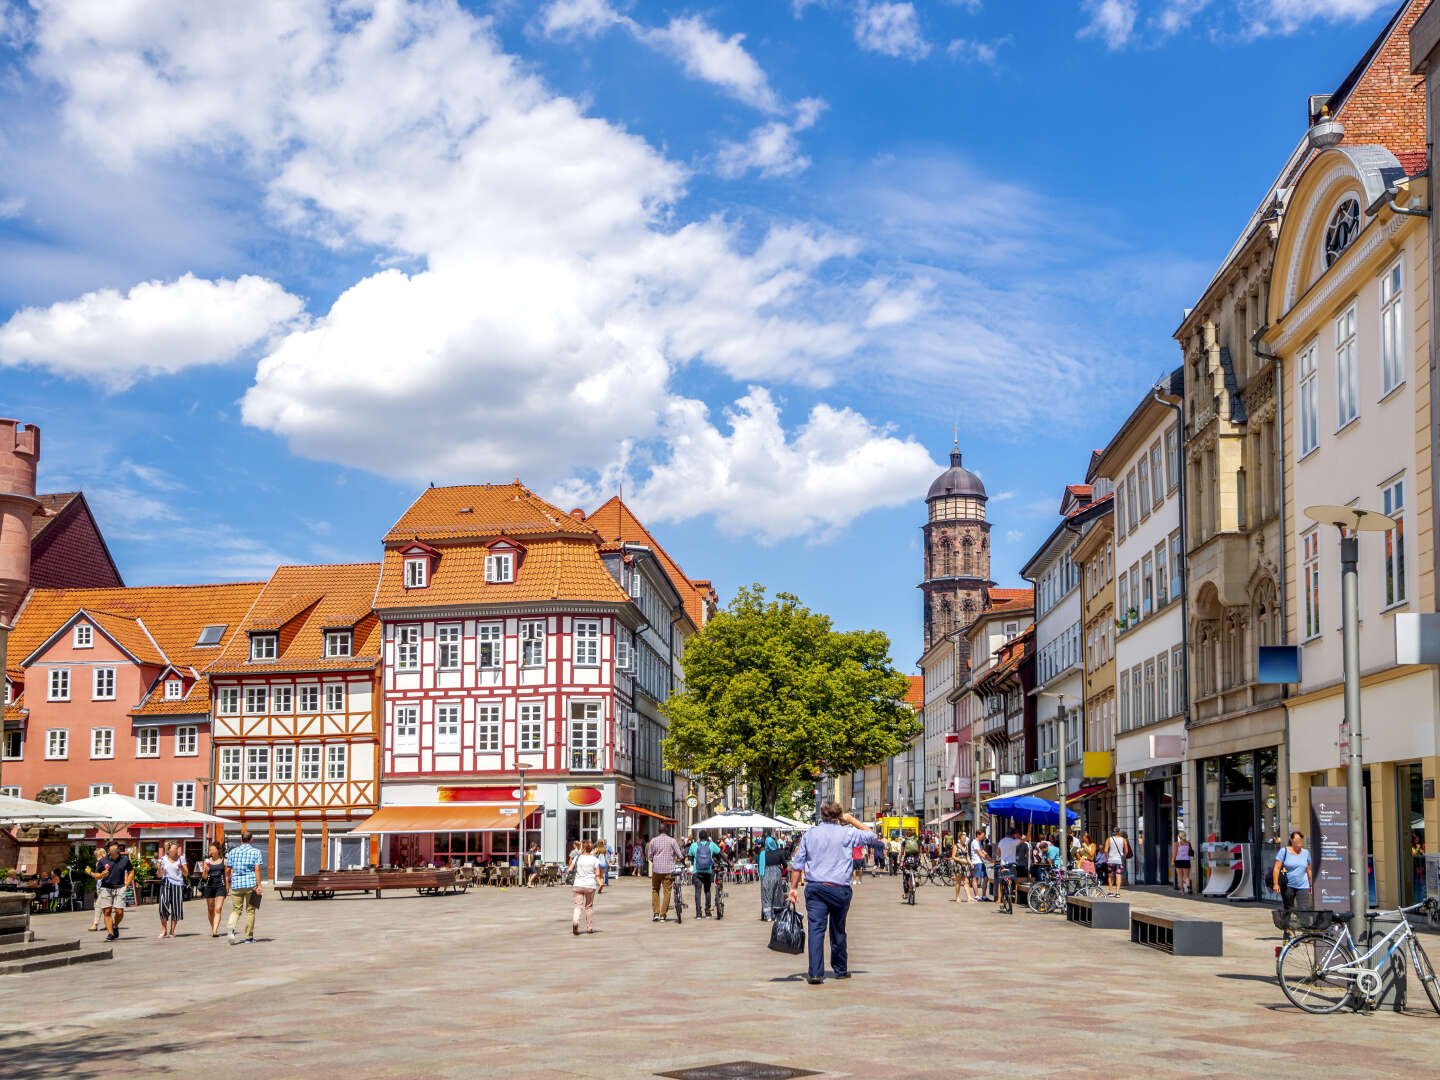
top-left (0, 929), bottom-right (36, 946)
top-left (0, 942), bottom-right (113, 975)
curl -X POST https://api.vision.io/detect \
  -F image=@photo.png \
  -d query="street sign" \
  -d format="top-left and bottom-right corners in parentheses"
top-left (1309, 786), bottom-right (1350, 914)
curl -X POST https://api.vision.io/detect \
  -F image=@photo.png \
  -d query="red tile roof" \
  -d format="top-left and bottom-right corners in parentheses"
top-left (587, 496), bottom-right (709, 627)
top-left (384, 483), bottom-right (597, 544)
top-left (375, 538), bottom-right (630, 610)
top-left (28, 492), bottom-right (79, 540)
top-left (904, 674), bottom-right (924, 710)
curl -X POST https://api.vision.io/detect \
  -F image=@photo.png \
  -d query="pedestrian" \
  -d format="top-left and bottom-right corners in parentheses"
top-left (568, 839), bottom-right (602, 935)
top-left (525, 842), bottom-right (542, 887)
top-left (1172, 832), bottom-right (1193, 894)
top-left (969, 827), bottom-right (991, 902)
top-left (630, 841), bottom-right (645, 878)
top-left (759, 829), bottom-right (786, 921)
top-left (645, 824), bottom-right (685, 922)
top-left (199, 842), bottom-right (228, 937)
top-left (954, 831), bottom-right (974, 902)
top-left (850, 839), bottom-right (865, 885)
top-left (87, 840), bottom-right (132, 942)
top-left (787, 802), bottom-right (885, 984)
top-left (1078, 832), bottom-right (1097, 873)
top-left (567, 839), bottom-right (582, 867)
top-left (224, 831), bottom-right (265, 945)
top-left (156, 842), bottom-right (187, 939)
top-left (1273, 830), bottom-right (1314, 938)
top-left (688, 830), bottom-right (722, 917)
top-left (1104, 826), bottom-right (1128, 897)
top-left (593, 840), bottom-right (611, 888)
top-left (886, 834), bottom-right (900, 876)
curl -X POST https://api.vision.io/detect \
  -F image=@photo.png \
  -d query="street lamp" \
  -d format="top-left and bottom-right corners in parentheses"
top-left (1303, 505), bottom-right (1396, 941)
top-left (516, 760), bottom-right (539, 886)
top-left (1036, 691), bottom-right (1071, 868)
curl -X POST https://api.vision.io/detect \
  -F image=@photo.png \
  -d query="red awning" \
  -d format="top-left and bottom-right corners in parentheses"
top-left (350, 805), bottom-right (521, 834)
top-left (620, 803), bottom-right (676, 823)
top-left (1063, 785), bottom-right (1106, 802)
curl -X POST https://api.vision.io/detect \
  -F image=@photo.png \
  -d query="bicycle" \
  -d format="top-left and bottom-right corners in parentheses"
top-left (996, 864), bottom-right (1016, 914)
top-left (670, 867), bottom-right (686, 925)
top-left (1276, 899), bottom-right (1440, 1014)
top-left (1026, 866), bottom-right (1067, 914)
top-left (714, 870), bottom-right (726, 921)
top-left (900, 858), bottom-right (918, 905)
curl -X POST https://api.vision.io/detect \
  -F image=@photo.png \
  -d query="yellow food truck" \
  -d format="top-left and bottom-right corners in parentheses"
top-left (874, 816), bottom-right (920, 842)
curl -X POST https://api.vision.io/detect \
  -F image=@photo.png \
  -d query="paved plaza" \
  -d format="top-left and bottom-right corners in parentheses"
top-left (1, 877), bottom-right (1437, 1078)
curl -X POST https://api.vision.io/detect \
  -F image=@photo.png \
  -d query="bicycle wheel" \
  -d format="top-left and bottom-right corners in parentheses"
top-left (716, 888), bottom-right (725, 921)
top-left (1027, 882), bottom-right (1045, 913)
top-left (1277, 933), bottom-right (1355, 1014)
top-left (1085, 883), bottom-right (1106, 899)
top-left (1411, 937), bottom-right (1440, 1015)
top-left (908, 875), bottom-right (916, 905)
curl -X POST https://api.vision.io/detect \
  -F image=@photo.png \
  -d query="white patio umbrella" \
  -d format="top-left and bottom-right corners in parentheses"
top-left (0, 793), bottom-right (107, 827)
top-left (59, 793), bottom-right (237, 834)
top-left (688, 809), bottom-right (791, 832)
top-left (773, 815), bottom-right (813, 831)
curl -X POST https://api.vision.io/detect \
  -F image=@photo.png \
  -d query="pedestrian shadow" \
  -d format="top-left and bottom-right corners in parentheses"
top-left (1214, 973), bottom-right (1277, 984)
top-left (0, 1029), bottom-right (187, 1078)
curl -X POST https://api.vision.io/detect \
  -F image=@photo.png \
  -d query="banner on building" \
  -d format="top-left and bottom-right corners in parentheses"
top-left (1309, 786), bottom-right (1350, 914)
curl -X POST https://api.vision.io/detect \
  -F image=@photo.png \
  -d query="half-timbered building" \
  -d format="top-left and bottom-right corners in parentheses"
top-left (206, 563), bottom-right (382, 880)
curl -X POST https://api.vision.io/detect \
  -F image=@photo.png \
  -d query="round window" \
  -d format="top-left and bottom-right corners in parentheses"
top-left (1323, 197), bottom-right (1361, 267)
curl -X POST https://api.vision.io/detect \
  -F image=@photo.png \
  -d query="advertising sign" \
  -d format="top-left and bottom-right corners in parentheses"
top-left (1309, 786), bottom-right (1350, 913)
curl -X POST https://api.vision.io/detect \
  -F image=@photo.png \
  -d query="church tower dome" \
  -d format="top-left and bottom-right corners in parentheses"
top-left (927, 447), bottom-right (987, 501)
top-left (920, 443), bottom-right (992, 654)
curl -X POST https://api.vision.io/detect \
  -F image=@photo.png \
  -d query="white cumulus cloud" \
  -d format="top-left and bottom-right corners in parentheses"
top-left (853, 1), bottom-right (931, 59)
top-left (717, 98), bottom-right (826, 178)
top-left (0, 273), bottom-right (303, 390)
top-left (1078, 0), bottom-right (1138, 49)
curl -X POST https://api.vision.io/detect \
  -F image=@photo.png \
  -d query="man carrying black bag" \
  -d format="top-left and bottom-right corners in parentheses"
top-left (786, 802), bottom-right (885, 985)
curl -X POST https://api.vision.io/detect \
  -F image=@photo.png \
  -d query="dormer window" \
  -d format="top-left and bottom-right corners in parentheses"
top-left (325, 631), bottom-right (353, 658)
top-left (404, 557), bottom-right (428, 588)
top-left (195, 624), bottom-right (227, 647)
top-left (164, 679), bottom-right (183, 700)
top-left (73, 624), bottom-right (93, 648)
top-left (250, 634), bottom-right (278, 661)
top-left (485, 553), bottom-right (514, 583)
top-left (1324, 197), bottom-right (1361, 268)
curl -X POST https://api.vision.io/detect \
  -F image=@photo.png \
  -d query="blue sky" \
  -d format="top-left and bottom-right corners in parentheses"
top-left (0, 0), bottom-right (1407, 670)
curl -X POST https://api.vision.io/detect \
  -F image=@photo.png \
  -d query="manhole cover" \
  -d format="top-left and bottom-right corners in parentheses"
top-left (656, 1063), bottom-right (821, 1080)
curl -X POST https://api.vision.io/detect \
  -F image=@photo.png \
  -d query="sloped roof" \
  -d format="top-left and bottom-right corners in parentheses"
top-left (132, 677), bottom-right (212, 719)
top-left (986, 587), bottom-right (1034, 613)
top-left (83, 610), bottom-right (168, 666)
top-left (29, 492), bottom-right (79, 540)
top-left (206, 563), bottom-right (383, 674)
top-left (384, 483), bottom-right (597, 544)
top-left (587, 496), bottom-right (708, 627)
top-left (375, 538), bottom-right (631, 610)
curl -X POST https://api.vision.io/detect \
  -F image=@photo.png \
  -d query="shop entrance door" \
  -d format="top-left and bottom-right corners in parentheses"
top-left (1143, 780), bottom-right (1173, 885)
top-left (1397, 763), bottom-right (1426, 905)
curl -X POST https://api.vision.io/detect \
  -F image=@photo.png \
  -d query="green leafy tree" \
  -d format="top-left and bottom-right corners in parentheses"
top-left (663, 585), bottom-right (919, 816)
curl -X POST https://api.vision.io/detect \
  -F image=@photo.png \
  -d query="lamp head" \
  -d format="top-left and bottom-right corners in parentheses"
top-left (1302, 505), bottom-right (1397, 533)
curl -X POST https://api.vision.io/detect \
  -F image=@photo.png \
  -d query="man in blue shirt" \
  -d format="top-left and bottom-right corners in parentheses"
top-left (787, 802), bottom-right (886, 984)
top-left (224, 831), bottom-right (265, 945)
top-left (687, 830), bottom-right (724, 918)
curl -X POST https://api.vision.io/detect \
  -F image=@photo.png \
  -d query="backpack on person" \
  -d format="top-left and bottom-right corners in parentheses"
top-left (695, 842), bottom-right (713, 873)
top-left (1013, 840), bottom-right (1031, 874)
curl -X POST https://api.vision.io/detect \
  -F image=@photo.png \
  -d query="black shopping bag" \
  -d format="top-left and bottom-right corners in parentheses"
top-left (768, 902), bottom-right (805, 955)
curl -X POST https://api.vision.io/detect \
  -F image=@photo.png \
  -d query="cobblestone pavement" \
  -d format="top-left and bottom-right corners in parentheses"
top-left (1, 875), bottom-right (1437, 1078)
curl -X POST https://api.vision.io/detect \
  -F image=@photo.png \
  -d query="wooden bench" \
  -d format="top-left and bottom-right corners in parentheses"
top-left (1066, 895), bottom-right (1129, 929)
top-left (1130, 908), bottom-right (1222, 955)
top-left (277, 869), bottom-right (464, 900)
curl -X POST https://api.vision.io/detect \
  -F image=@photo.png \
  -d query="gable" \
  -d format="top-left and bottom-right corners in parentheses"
top-left (29, 492), bottom-right (124, 589)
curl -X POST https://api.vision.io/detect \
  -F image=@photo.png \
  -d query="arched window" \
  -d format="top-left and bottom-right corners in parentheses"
top-left (961, 537), bottom-right (974, 576)
top-left (941, 539), bottom-right (953, 577)
top-left (940, 600), bottom-right (953, 636)
top-left (1324, 197), bottom-right (1361, 268)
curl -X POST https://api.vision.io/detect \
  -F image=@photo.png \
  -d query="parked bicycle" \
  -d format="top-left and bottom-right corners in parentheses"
top-left (996, 864), bottom-right (1016, 914)
top-left (670, 866), bottom-right (687, 925)
top-left (1276, 899), bottom-right (1440, 1014)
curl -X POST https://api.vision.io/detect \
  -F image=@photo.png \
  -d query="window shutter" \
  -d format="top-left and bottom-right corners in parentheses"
top-left (616, 641), bottom-right (630, 670)
top-left (485, 555), bottom-right (495, 583)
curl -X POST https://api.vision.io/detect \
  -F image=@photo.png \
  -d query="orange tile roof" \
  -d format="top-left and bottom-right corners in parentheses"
top-left (7, 582), bottom-right (265, 682)
top-left (206, 563), bottom-right (383, 674)
top-left (4, 689), bottom-right (24, 725)
top-left (375, 538), bottom-right (630, 610)
top-left (587, 496), bottom-right (708, 627)
top-left (80, 610), bottom-right (169, 666)
top-left (904, 674), bottom-right (924, 710)
top-left (384, 483), bottom-right (597, 544)
top-left (132, 677), bottom-right (212, 718)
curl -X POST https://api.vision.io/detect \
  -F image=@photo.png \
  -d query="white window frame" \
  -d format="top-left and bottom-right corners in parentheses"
top-left (2, 729), bottom-right (21, 760)
top-left (520, 620), bottom-right (546, 668)
top-left (1302, 528), bottom-right (1322, 641)
top-left (475, 704), bottom-right (501, 753)
top-left (485, 552), bottom-right (514, 584)
top-left (246, 746), bottom-right (270, 782)
top-left (164, 678), bottom-right (183, 701)
top-left (273, 745), bottom-right (295, 782)
top-left (91, 727), bottom-right (114, 759)
top-left (0, 785), bottom-right (19, 798)
top-left (615, 639), bottom-right (631, 671)
top-left (327, 744), bottom-right (347, 781)
top-left (1380, 259), bottom-right (1404, 396)
top-left (1382, 476), bottom-right (1407, 608)
top-left (137, 727), bottom-right (159, 758)
top-left (404, 557), bottom-right (428, 588)
top-left (437, 623), bottom-right (462, 671)
top-left (90, 783), bottom-right (113, 798)
top-left (92, 667), bottom-right (115, 701)
top-left (250, 634), bottom-right (278, 661)
top-left (325, 683), bottom-right (345, 713)
top-left (244, 686), bottom-right (267, 714)
top-left (573, 619), bottom-right (600, 667)
top-left (477, 622), bottom-right (502, 669)
top-left (173, 782), bottom-right (196, 809)
top-left (324, 631), bottom-right (353, 658)
top-left (175, 725), bottom-right (198, 756)
top-left (134, 782), bottom-right (156, 802)
top-left (1149, 442), bottom-right (1164, 510)
top-left (435, 704), bottom-right (461, 754)
top-left (568, 701), bottom-right (602, 771)
top-left (217, 686), bottom-right (240, 715)
top-left (1298, 341), bottom-right (1319, 456)
top-left (300, 745), bottom-right (322, 782)
top-left (298, 684), bottom-right (320, 713)
top-left (220, 747), bottom-right (242, 783)
top-left (1335, 305), bottom-right (1359, 429)
top-left (394, 705), bottom-right (420, 753)
top-left (519, 702), bottom-right (543, 752)
top-left (1171, 645), bottom-right (1185, 715)
top-left (48, 668), bottom-right (70, 702)
top-left (73, 623), bottom-right (93, 648)
top-left (272, 685), bottom-right (293, 714)
top-left (396, 625), bottom-right (420, 671)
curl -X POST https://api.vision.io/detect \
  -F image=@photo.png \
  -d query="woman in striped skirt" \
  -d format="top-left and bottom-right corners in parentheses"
top-left (157, 842), bottom-right (187, 938)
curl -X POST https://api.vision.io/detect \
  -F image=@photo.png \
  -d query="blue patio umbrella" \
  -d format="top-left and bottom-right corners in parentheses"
top-left (984, 794), bottom-right (1078, 826)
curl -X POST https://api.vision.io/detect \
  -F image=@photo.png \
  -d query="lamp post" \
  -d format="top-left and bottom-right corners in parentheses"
top-left (1037, 691), bottom-right (1071, 867)
top-left (516, 760), bottom-right (538, 886)
top-left (1303, 505), bottom-right (1396, 941)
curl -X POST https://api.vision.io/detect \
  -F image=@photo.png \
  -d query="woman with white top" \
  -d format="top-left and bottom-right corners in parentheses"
top-left (1171, 832), bottom-right (1194, 895)
top-left (156, 842), bottom-right (187, 939)
top-left (568, 839), bottom-right (602, 935)
top-left (1104, 827), bottom-right (1129, 898)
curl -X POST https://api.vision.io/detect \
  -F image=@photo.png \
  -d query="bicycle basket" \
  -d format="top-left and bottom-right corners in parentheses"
top-left (1272, 908), bottom-right (1336, 932)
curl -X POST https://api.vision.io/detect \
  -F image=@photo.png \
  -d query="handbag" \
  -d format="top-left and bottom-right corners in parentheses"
top-left (249, 890), bottom-right (263, 909)
top-left (768, 901), bottom-right (806, 955)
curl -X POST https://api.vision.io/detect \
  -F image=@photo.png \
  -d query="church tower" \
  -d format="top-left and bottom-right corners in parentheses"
top-left (0, 418), bottom-right (39, 627)
top-left (921, 445), bottom-right (991, 657)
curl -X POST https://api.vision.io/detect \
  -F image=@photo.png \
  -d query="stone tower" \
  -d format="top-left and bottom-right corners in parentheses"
top-left (0, 418), bottom-right (40, 627)
top-left (921, 445), bottom-right (991, 657)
